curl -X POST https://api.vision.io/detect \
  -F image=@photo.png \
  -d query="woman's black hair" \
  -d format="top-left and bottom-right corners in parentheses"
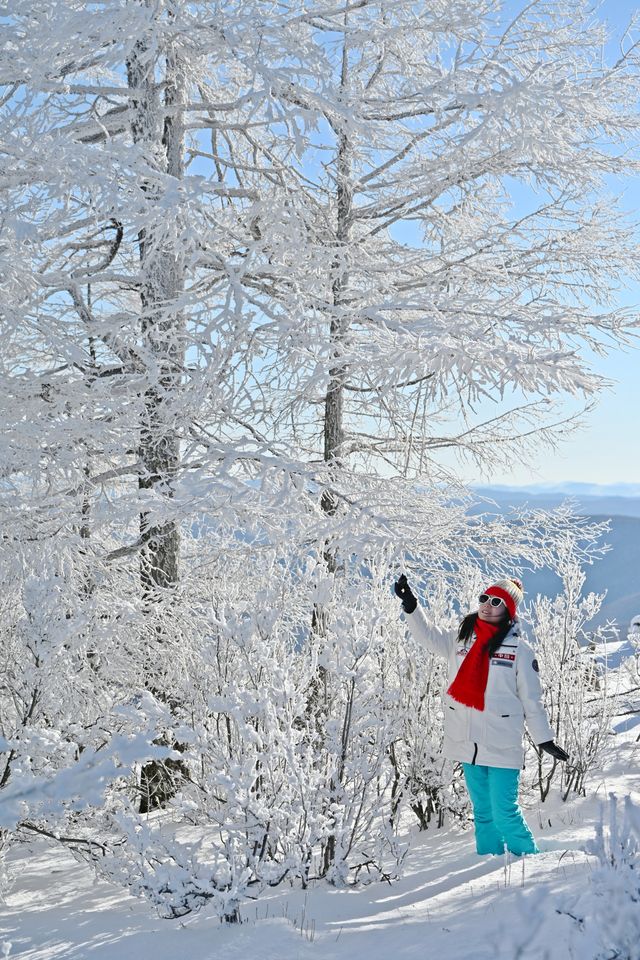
top-left (458, 611), bottom-right (513, 657)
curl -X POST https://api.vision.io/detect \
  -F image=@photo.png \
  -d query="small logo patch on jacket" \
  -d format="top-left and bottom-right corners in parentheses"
top-left (491, 652), bottom-right (516, 668)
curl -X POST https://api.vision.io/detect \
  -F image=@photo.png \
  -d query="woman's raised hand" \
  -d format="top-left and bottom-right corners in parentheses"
top-left (394, 574), bottom-right (417, 614)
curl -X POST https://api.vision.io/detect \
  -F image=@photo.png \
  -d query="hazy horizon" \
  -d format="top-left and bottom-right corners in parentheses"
top-left (472, 481), bottom-right (640, 496)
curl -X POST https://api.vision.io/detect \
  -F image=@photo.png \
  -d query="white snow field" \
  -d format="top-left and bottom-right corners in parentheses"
top-left (5, 729), bottom-right (638, 960)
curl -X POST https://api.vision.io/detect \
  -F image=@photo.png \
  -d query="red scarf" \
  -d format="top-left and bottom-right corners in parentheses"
top-left (447, 618), bottom-right (500, 712)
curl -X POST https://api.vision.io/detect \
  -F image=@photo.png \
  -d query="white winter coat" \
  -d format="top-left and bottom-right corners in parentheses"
top-left (406, 604), bottom-right (555, 770)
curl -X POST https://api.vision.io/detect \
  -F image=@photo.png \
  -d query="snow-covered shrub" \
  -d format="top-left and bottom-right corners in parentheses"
top-left (7, 540), bottom-right (416, 916)
top-left (570, 794), bottom-right (640, 960)
top-left (498, 797), bottom-right (640, 960)
top-left (618, 624), bottom-right (640, 726)
top-left (526, 520), bottom-right (616, 802)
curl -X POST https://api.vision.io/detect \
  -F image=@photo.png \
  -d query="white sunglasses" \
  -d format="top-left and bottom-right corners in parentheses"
top-left (478, 594), bottom-right (505, 607)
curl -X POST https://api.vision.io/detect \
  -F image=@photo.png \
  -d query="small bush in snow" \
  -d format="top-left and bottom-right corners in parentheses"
top-left (573, 794), bottom-right (640, 960)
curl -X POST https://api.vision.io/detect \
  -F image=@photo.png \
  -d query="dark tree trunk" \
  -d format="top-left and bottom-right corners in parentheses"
top-left (128, 30), bottom-right (187, 812)
top-left (316, 25), bottom-right (353, 878)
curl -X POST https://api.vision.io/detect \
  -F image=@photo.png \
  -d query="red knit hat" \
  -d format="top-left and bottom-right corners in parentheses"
top-left (484, 577), bottom-right (524, 620)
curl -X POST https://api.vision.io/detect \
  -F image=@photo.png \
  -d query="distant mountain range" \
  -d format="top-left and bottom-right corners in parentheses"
top-left (472, 483), bottom-right (640, 519)
top-left (471, 484), bottom-right (640, 632)
top-left (479, 482), bottom-right (640, 499)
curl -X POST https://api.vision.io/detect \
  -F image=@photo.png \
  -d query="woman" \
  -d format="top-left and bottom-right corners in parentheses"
top-left (394, 574), bottom-right (568, 856)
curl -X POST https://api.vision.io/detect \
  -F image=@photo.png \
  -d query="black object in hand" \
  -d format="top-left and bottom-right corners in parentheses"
top-left (539, 741), bottom-right (569, 762)
top-left (394, 574), bottom-right (417, 614)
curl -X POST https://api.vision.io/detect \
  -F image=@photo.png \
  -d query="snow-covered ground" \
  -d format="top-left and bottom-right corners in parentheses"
top-left (5, 730), bottom-right (639, 960)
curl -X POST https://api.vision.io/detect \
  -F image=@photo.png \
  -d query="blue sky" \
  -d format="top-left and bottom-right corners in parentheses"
top-left (467, 343), bottom-right (640, 487)
top-left (445, 0), bottom-right (640, 488)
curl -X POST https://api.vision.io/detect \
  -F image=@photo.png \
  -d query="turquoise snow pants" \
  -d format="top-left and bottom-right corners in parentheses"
top-left (462, 763), bottom-right (539, 856)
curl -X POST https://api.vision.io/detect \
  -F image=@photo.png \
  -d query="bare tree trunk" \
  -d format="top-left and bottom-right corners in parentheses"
top-left (317, 25), bottom-right (353, 878)
top-left (322, 45), bottom-right (352, 515)
top-left (128, 27), bottom-right (187, 812)
top-left (128, 37), bottom-right (185, 597)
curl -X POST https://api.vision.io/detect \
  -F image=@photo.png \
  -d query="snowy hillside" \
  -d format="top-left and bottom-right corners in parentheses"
top-left (7, 725), bottom-right (639, 960)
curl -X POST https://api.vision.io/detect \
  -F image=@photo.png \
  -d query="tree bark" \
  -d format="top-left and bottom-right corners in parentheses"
top-left (128, 36), bottom-right (185, 597)
top-left (127, 23), bottom-right (187, 812)
top-left (317, 24), bottom-right (353, 878)
top-left (322, 31), bottom-right (352, 517)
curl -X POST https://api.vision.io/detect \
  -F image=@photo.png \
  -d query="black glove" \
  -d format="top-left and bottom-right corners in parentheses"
top-left (394, 574), bottom-right (417, 614)
top-left (538, 741), bottom-right (569, 762)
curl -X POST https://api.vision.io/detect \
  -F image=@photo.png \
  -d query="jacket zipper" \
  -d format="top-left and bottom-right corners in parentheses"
top-left (472, 742), bottom-right (478, 765)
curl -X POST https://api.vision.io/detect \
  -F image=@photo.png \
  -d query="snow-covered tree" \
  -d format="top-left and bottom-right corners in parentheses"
top-left (262, 0), bottom-right (640, 486)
